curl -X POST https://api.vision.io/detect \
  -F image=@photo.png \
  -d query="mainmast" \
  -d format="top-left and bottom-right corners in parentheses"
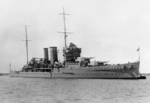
top-left (22, 25), bottom-right (31, 64)
top-left (58, 8), bottom-right (70, 49)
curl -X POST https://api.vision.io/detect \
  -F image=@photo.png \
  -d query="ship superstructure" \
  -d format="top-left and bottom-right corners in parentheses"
top-left (10, 9), bottom-right (146, 79)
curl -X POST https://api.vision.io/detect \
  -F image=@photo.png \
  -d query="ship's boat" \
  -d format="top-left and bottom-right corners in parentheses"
top-left (9, 9), bottom-right (145, 79)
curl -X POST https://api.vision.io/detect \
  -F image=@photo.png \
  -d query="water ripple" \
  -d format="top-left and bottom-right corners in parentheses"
top-left (0, 76), bottom-right (150, 103)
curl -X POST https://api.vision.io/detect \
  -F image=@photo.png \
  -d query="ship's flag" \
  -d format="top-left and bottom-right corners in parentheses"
top-left (137, 47), bottom-right (140, 51)
top-left (9, 62), bottom-right (11, 71)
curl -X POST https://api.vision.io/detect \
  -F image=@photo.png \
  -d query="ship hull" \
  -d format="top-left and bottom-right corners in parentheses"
top-left (9, 73), bottom-right (140, 79)
top-left (10, 62), bottom-right (144, 79)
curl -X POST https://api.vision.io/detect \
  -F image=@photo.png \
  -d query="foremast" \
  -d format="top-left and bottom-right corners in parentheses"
top-left (58, 8), bottom-right (70, 49)
top-left (59, 8), bottom-right (81, 62)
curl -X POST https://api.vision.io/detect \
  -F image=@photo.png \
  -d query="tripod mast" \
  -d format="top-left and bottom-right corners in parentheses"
top-left (58, 8), bottom-right (70, 49)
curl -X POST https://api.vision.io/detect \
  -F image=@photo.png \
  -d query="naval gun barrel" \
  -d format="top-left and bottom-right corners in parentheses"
top-left (84, 57), bottom-right (95, 59)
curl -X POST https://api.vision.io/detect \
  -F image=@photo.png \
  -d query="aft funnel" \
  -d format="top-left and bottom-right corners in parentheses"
top-left (44, 48), bottom-right (49, 61)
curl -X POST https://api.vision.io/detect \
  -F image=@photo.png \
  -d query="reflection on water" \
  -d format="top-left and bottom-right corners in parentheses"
top-left (0, 76), bottom-right (150, 103)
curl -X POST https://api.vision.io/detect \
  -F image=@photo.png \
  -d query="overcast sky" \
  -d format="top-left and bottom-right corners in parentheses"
top-left (0, 0), bottom-right (150, 73)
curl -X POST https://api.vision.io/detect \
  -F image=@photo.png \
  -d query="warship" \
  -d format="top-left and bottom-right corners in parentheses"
top-left (10, 9), bottom-right (146, 79)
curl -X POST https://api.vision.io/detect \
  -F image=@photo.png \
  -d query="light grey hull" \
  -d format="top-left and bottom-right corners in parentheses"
top-left (10, 72), bottom-right (136, 79)
top-left (10, 62), bottom-right (141, 79)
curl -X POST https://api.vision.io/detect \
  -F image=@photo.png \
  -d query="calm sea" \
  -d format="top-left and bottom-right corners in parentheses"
top-left (0, 75), bottom-right (150, 103)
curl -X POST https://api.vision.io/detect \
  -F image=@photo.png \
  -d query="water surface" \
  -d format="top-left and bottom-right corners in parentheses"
top-left (0, 75), bottom-right (150, 103)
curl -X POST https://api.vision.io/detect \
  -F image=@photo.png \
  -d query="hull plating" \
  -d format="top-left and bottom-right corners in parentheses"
top-left (10, 62), bottom-right (141, 79)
